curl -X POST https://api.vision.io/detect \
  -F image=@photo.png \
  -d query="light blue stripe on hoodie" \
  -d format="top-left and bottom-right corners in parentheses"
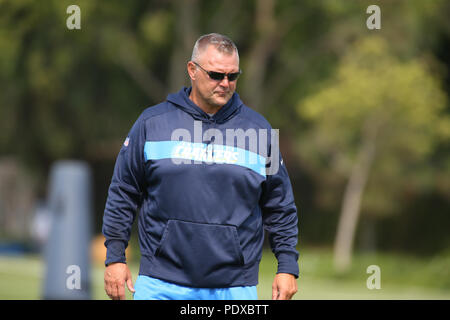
top-left (144, 140), bottom-right (266, 177)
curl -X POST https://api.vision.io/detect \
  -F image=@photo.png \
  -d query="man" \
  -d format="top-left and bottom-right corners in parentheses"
top-left (103, 33), bottom-right (299, 300)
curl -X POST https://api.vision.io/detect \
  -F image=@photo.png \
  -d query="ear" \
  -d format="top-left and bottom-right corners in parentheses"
top-left (187, 61), bottom-right (197, 80)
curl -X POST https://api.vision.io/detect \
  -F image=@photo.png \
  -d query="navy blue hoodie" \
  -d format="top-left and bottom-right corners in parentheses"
top-left (102, 87), bottom-right (299, 288)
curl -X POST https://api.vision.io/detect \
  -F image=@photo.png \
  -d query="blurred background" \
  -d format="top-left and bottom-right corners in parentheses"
top-left (0, 0), bottom-right (449, 299)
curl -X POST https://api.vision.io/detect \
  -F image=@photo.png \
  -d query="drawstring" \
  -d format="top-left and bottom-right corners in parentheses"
top-left (211, 135), bottom-right (215, 158)
top-left (203, 117), bottom-right (216, 161)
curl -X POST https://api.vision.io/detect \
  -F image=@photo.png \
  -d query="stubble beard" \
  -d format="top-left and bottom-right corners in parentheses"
top-left (206, 90), bottom-right (233, 109)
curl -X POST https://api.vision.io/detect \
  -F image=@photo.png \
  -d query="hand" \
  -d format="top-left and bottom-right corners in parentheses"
top-left (104, 262), bottom-right (135, 300)
top-left (272, 273), bottom-right (298, 300)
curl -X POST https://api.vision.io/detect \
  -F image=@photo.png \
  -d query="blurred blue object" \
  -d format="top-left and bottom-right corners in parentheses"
top-left (0, 242), bottom-right (30, 255)
top-left (42, 160), bottom-right (93, 300)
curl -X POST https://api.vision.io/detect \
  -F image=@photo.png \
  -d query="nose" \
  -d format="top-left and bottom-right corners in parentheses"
top-left (219, 76), bottom-right (230, 88)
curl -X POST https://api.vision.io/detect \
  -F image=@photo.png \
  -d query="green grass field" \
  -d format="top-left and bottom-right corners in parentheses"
top-left (1, 248), bottom-right (449, 300)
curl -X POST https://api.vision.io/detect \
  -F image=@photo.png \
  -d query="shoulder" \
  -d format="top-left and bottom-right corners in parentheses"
top-left (238, 104), bottom-right (273, 130)
top-left (138, 101), bottom-right (177, 122)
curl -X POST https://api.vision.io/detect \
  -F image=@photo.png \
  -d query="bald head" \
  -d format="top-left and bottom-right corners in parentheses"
top-left (191, 33), bottom-right (239, 64)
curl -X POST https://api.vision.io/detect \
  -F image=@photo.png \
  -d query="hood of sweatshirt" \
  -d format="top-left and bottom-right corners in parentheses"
top-left (167, 87), bottom-right (243, 124)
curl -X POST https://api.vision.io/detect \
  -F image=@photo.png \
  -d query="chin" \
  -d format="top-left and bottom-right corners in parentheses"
top-left (214, 94), bottom-right (232, 106)
top-left (205, 97), bottom-right (223, 108)
top-left (216, 99), bottom-right (229, 107)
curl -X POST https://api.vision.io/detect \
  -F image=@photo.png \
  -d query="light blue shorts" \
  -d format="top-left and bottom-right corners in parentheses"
top-left (134, 275), bottom-right (257, 300)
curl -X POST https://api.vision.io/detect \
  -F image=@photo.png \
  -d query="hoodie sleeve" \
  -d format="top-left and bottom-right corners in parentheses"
top-left (260, 148), bottom-right (300, 278)
top-left (102, 115), bottom-right (146, 266)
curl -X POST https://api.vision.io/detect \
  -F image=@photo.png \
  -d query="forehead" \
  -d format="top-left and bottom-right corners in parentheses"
top-left (198, 45), bottom-right (239, 72)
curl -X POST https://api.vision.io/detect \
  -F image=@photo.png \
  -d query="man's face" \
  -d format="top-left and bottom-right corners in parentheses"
top-left (188, 45), bottom-right (240, 109)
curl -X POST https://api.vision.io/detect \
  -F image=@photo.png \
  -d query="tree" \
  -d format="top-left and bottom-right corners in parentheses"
top-left (297, 36), bottom-right (449, 272)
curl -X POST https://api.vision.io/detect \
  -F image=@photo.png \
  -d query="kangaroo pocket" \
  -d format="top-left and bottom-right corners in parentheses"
top-left (154, 219), bottom-right (245, 287)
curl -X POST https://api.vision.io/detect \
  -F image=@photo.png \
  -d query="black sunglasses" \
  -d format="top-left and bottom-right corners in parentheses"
top-left (192, 61), bottom-right (242, 82)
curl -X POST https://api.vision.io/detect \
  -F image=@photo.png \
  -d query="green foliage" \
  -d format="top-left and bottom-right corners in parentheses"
top-left (0, 0), bottom-right (150, 171)
top-left (0, 0), bottom-right (449, 255)
top-left (297, 35), bottom-right (449, 217)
